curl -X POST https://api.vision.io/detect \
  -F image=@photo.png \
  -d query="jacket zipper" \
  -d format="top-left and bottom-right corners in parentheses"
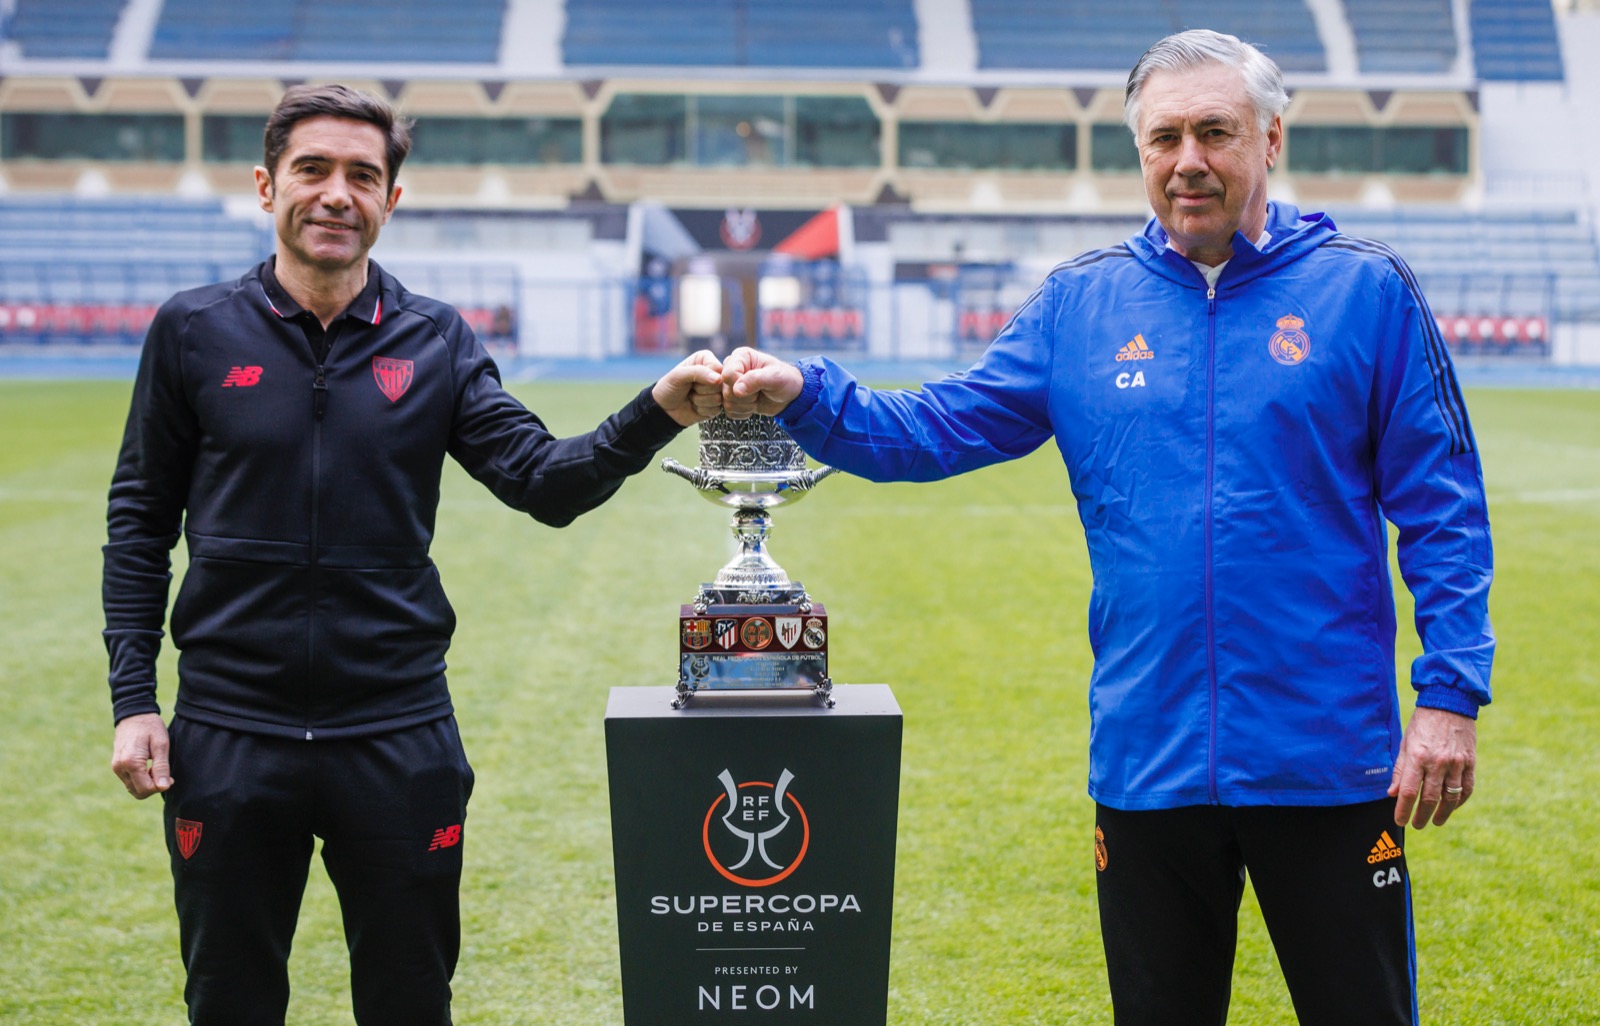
top-left (306, 360), bottom-right (327, 741)
top-left (1204, 285), bottom-right (1219, 804)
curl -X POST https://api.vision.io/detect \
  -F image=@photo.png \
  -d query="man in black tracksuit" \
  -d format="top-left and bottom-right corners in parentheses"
top-left (103, 84), bottom-right (724, 1025)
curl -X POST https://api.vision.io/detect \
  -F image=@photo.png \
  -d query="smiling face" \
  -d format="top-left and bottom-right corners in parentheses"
top-left (1135, 62), bottom-right (1282, 266)
top-left (255, 115), bottom-right (400, 286)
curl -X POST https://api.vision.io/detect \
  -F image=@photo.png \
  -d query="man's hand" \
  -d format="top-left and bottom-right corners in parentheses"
top-left (721, 346), bottom-right (804, 419)
top-left (1388, 706), bottom-right (1477, 829)
top-left (653, 350), bottom-right (726, 427)
top-left (112, 712), bottom-right (173, 800)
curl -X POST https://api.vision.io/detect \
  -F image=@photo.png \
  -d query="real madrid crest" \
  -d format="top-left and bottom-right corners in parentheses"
top-left (1269, 314), bottom-right (1310, 366)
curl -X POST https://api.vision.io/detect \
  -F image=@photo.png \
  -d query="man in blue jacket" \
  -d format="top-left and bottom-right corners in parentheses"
top-left (104, 84), bottom-right (725, 1025)
top-left (723, 30), bottom-right (1492, 1026)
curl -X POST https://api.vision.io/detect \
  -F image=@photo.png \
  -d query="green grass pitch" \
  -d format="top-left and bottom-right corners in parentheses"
top-left (1, 378), bottom-right (1596, 1024)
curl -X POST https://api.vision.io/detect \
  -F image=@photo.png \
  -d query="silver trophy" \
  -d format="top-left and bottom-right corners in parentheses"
top-left (663, 414), bottom-right (836, 706)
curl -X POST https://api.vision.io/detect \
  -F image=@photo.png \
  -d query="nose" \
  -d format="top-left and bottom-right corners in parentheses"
top-left (321, 171), bottom-right (352, 208)
top-left (1173, 133), bottom-right (1208, 178)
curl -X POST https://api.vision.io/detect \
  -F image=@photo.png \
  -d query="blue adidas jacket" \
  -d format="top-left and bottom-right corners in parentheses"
top-left (779, 203), bottom-right (1494, 810)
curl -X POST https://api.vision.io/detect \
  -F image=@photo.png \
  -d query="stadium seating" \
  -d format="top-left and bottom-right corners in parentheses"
top-left (1333, 208), bottom-right (1600, 337)
top-left (561, 0), bottom-right (918, 68)
top-left (1343, 0), bottom-right (1458, 74)
top-left (968, 0), bottom-right (1326, 73)
top-left (0, 198), bottom-right (268, 345)
top-left (1470, 0), bottom-right (1565, 81)
top-left (6, 0), bottom-right (125, 59)
top-left (150, 0), bottom-right (504, 63)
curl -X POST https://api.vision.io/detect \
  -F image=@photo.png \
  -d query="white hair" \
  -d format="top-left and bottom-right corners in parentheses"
top-left (1124, 29), bottom-right (1290, 134)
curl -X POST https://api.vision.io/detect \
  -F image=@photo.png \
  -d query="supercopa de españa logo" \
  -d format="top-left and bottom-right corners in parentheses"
top-left (703, 768), bottom-right (810, 887)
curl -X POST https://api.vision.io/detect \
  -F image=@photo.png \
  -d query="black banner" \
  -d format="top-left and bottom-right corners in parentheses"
top-left (606, 685), bottom-right (902, 1024)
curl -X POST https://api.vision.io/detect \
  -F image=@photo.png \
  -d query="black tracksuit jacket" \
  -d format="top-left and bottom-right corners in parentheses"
top-left (103, 259), bottom-right (683, 739)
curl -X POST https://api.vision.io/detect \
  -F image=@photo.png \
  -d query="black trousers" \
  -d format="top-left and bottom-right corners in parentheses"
top-left (162, 716), bottom-right (475, 1026)
top-left (1095, 800), bottom-right (1417, 1026)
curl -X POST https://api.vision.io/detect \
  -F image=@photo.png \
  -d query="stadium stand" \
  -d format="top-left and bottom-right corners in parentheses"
top-left (1471, 0), bottom-right (1566, 80)
top-left (968, 0), bottom-right (1326, 72)
top-left (6, 0), bottom-right (125, 59)
top-left (1334, 207), bottom-right (1600, 353)
top-left (0, 197), bottom-right (268, 346)
top-left (150, 0), bottom-right (505, 63)
top-left (561, 0), bottom-right (919, 68)
top-left (1343, 0), bottom-right (1458, 74)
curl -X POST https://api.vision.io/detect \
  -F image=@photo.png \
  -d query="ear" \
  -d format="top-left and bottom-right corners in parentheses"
top-left (254, 166), bottom-right (274, 211)
top-left (1264, 115), bottom-right (1284, 170)
top-left (381, 183), bottom-right (402, 224)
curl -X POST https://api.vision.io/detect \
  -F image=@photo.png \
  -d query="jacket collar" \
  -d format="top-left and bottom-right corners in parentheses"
top-left (1125, 202), bottom-right (1338, 289)
top-left (257, 257), bottom-right (387, 326)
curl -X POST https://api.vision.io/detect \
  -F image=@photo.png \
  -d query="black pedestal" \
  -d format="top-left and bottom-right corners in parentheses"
top-left (605, 684), bottom-right (902, 1025)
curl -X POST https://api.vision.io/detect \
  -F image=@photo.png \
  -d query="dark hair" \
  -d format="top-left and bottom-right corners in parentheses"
top-left (262, 84), bottom-right (414, 187)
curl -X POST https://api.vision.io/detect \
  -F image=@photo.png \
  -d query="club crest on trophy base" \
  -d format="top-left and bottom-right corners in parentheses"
top-left (662, 414), bottom-right (836, 707)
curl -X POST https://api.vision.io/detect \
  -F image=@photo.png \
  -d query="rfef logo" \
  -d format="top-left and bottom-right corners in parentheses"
top-left (372, 356), bottom-right (415, 401)
top-left (703, 768), bottom-right (809, 887)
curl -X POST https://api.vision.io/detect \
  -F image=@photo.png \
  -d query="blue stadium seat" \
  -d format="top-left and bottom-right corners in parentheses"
top-left (8, 0), bottom-right (125, 59)
top-left (151, 0), bottom-right (504, 62)
top-left (969, 0), bottom-right (1324, 73)
top-left (1344, 0), bottom-right (1458, 74)
top-left (562, 0), bottom-right (918, 68)
top-left (1470, 0), bottom-right (1565, 81)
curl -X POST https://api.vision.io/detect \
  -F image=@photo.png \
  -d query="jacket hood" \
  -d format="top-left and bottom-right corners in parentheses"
top-left (1126, 201), bottom-right (1338, 289)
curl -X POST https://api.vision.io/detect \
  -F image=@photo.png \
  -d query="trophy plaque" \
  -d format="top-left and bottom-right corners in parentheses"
top-left (662, 414), bottom-right (836, 707)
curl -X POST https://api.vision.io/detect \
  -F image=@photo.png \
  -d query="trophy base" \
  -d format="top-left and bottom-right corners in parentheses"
top-left (676, 601), bottom-right (831, 708)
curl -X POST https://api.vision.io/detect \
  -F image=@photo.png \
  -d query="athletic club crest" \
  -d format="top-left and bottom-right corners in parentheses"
top-left (175, 818), bottom-right (203, 860)
top-left (372, 356), bottom-right (414, 401)
top-left (719, 208), bottom-right (762, 250)
top-left (1268, 314), bottom-right (1310, 366)
top-left (775, 616), bottom-right (802, 650)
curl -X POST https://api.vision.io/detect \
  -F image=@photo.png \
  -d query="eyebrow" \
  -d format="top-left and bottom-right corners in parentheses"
top-left (290, 152), bottom-right (386, 176)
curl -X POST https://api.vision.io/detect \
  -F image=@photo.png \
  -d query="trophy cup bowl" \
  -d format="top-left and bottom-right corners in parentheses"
top-left (662, 414), bottom-right (837, 706)
top-left (661, 414), bottom-right (835, 605)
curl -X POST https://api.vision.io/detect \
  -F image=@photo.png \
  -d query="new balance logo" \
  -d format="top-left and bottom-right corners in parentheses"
top-left (428, 824), bottom-right (463, 851)
top-left (1114, 334), bottom-right (1154, 362)
top-left (1367, 830), bottom-right (1403, 864)
top-left (221, 366), bottom-right (263, 387)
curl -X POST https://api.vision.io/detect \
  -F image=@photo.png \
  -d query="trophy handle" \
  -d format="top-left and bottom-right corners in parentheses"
top-left (790, 464), bottom-right (836, 491)
top-left (661, 457), bottom-right (723, 491)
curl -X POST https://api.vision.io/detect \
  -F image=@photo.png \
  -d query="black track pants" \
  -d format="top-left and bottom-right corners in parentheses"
top-left (162, 716), bottom-right (475, 1026)
top-left (1095, 799), bottom-right (1417, 1026)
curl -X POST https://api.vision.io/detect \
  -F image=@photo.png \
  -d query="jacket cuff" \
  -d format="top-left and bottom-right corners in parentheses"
top-left (777, 359), bottom-right (825, 426)
top-left (1413, 684), bottom-right (1481, 720)
top-left (630, 383), bottom-right (689, 448)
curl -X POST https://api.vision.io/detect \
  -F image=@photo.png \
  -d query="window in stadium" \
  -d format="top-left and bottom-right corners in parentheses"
top-left (898, 122), bottom-right (1076, 171)
top-left (202, 114), bottom-right (269, 163)
top-left (695, 95), bottom-right (789, 167)
top-left (793, 97), bottom-right (879, 168)
top-left (410, 117), bottom-right (582, 165)
top-left (602, 93), bottom-right (881, 168)
top-left (2, 113), bottom-right (185, 162)
top-left (601, 94), bottom-right (690, 165)
top-left (1288, 125), bottom-right (1468, 175)
top-left (1089, 124), bottom-right (1140, 173)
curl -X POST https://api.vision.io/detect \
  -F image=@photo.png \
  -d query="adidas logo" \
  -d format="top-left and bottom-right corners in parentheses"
top-left (1366, 830), bottom-right (1404, 864)
top-left (1115, 334), bottom-right (1154, 362)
